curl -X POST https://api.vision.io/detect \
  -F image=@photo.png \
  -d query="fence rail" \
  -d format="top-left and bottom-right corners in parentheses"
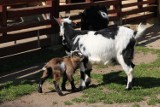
top-left (0, 0), bottom-right (158, 57)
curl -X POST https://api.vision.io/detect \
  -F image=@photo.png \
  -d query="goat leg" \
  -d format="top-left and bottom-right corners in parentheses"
top-left (38, 70), bottom-right (51, 93)
top-left (85, 69), bottom-right (92, 87)
top-left (69, 77), bottom-right (79, 92)
top-left (61, 73), bottom-right (68, 91)
top-left (53, 81), bottom-right (63, 96)
top-left (38, 79), bottom-right (43, 93)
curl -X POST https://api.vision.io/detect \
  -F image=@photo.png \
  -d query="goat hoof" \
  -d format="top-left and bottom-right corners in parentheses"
top-left (125, 87), bottom-right (132, 90)
top-left (86, 78), bottom-right (91, 87)
top-left (58, 92), bottom-right (64, 96)
top-left (71, 88), bottom-right (79, 92)
top-left (38, 88), bottom-right (42, 93)
top-left (79, 86), bottom-right (86, 91)
top-left (38, 86), bottom-right (42, 93)
top-left (125, 81), bottom-right (134, 90)
top-left (125, 85), bottom-right (133, 90)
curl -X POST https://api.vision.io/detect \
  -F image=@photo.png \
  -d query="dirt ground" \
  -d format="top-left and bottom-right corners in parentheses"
top-left (0, 53), bottom-right (158, 107)
top-left (0, 52), bottom-right (159, 107)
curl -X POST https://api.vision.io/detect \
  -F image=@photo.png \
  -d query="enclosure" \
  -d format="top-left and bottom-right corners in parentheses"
top-left (0, 0), bottom-right (160, 107)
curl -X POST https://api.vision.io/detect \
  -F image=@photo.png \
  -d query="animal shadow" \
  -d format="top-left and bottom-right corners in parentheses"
top-left (101, 71), bottom-right (160, 89)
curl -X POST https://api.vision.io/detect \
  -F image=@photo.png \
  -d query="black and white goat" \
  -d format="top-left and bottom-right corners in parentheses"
top-left (55, 17), bottom-right (146, 90)
top-left (80, 5), bottom-right (109, 30)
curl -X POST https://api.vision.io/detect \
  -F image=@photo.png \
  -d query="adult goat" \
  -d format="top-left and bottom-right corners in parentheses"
top-left (80, 5), bottom-right (109, 30)
top-left (55, 17), bottom-right (146, 90)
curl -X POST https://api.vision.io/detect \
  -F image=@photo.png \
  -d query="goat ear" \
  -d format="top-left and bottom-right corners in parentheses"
top-left (71, 51), bottom-right (77, 57)
top-left (65, 50), bottom-right (71, 56)
top-left (79, 12), bottom-right (87, 22)
top-left (70, 50), bottom-right (77, 57)
top-left (68, 16), bottom-right (70, 19)
top-left (71, 50), bottom-right (80, 57)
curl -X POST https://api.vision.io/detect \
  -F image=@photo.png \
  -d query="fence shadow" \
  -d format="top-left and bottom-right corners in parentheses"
top-left (0, 64), bottom-right (43, 90)
top-left (137, 24), bottom-right (160, 46)
top-left (0, 46), bottom-right (66, 91)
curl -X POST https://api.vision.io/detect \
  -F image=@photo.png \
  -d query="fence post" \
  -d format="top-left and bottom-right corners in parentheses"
top-left (158, 0), bottom-right (160, 15)
top-left (2, 5), bottom-right (7, 36)
top-left (66, 0), bottom-right (71, 4)
top-left (85, 0), bottom-right (93, 2)
top-left (116, 0), bottom-right (122, 25)
top-left (50, 0), bottom-right (60, 45)
top-left (137, 0), bottom-right (143, 9)
top-left (51, 0), bottom-right (59, 33)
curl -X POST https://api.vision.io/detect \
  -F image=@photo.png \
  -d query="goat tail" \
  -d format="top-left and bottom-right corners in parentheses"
top-left (42, 65), bottom-right (52, 73)
top-left (134, 23), bottom-right (147, 40)
top-left (38, 66), bottom-right (47, 72)
top-left (42, 66), bottom-right (47, 71)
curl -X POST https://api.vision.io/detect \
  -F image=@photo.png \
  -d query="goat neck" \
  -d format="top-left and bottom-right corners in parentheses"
top-left (61, 22), bottom-right (77, 51)
top-left (63, 22), bottom-right (77, 40)
top-left (70, 57), bottom-right (81, 70)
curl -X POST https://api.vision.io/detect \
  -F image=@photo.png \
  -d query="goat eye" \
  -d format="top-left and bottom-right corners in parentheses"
top-left (75, 53), bottom-right (80, 57)
top-left (99, 11), bottom-right (108, 19)
top-left (76, 53), bottom-right (79, 56)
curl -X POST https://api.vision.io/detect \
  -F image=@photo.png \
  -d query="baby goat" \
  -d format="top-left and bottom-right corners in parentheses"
top-left (38, 50), bottom-right (84, 96)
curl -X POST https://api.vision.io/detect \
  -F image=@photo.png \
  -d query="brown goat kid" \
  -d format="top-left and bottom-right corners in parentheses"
top-left (38, 51), bottom-right (84, 96)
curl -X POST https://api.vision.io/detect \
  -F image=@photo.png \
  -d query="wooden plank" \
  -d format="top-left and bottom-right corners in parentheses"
top-left (109, 15), bottom-right (119, 21)
top-left (122, 13), bottom-right (155, 24)
top-left (0, 40), bottom-right (39, 57)
top-left (122, 0), bottom-right (156, 8)
top-left (8, 6), bottom-right (52, 18)
top-left (0, 0), bottom-right (49, 5)
top-left (108, 9), bottom-right (119, 14)
top-left (122, 6), bottom-right (157, 16)
top-left (0, 38), bottom-right (51, 57)
top-left (59, 0), bottom-right (118, 12)
top-left (0, 19), bottom-right (55, 33)
top-left (70, 15), bottom-right (81, 20)
top-left (0, 28), bottom-right (52, 43)
top-left (40, 37), bottom-right (51, 48)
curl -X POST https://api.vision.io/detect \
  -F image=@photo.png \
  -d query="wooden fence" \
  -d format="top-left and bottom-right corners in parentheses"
top-left (59, 0), bottom-right (158, 27)
top-left (0, 0), bottom-right (59, 57)
top-left (0, 0), bottom-right (158, 57)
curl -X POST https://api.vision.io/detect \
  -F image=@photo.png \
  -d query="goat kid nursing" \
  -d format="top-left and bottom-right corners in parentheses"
top-left (55, 17), bottom-right (146, 90)
top-left (38, 50), bottom-right (84, 96)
